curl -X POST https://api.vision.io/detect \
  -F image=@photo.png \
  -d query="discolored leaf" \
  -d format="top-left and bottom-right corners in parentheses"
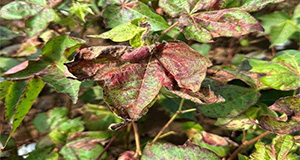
top-left (249, 50), bottom-right (300, 91)
top-left (102, 0), bottom-right (169, 31)
top-left (219, 0), bottom-right (284, 12)
top-left (259, 94), bottom-right (300, 134)
top-left (215, 114), bottom-right (256, 130)
top-left (199, 81), bottom-right (260, 118)
top-left (60, 138), bottom-right (107, 160)
top-left (66, 41), bottom-right (217, 122)
top-left (0, 1), bottom-right (44, 20)
top-left (0, 80), bottom-right (12, 100)
top-left (250, 135), bottom-right (298, 160)
top-left (142, 141), bottom-right (220, 160)
top-left (41, 63), bottom-right (81, 103)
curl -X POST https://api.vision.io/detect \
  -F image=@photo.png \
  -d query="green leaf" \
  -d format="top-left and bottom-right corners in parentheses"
top-left (26, 147), bottom-right (58, 160)
top-left (258, 11), bottom-right (290, 34)
top-left (91, 22), bottom-right (146, 42)
top-left (250, 135), bottom-right (298, 160)
top-left (9, 77), bottom-right (45, 139)
top-left (0, 26), bottom-right (19, 47)
top-left (259, 94), bottom-right (300, 134)
top-left (102, 1), bottom-right (169, 31)
top-left (199, 82), bottom-right (260, 118)
top-left (0, 80), bottom-right (12, 100)
top-left (5, 81), bottom-right (27, 120)
top-left (249, 50), bottom-right (300, 90)
top-left (49, 118), bottom-right (84, 143)
top-left (41, 63), bottom-right (81, 103)
top-left (60, 138), bottom-right (107, 160)
top-left (129, 29), bottom-right (147, 48)
top-left (270, 20), bottom-right (299, 47)
top-left (33, 113), bottom-right (48, 133)
top-left (142, 142), bottom-right (220, 160)
top-left (26, 8), bottom-right (56, 36)
top-left (41, 35), bottom-right (85, 62)
top-left (293, 3), bottom-right (300, 20)
top-left (191, 43), bottom-right (211, 56)
top-left (70, 2), bottom-right (94, 22)
top-left (0, 1), bottom-right (43, 20)
top-left (47, 107), bottom-right (69, 129)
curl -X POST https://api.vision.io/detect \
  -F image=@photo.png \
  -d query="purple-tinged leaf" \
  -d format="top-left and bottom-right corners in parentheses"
top-left (259, 94), bottom-right (300, 134)
top-left (156, 41), bottom-right (212, 92)
top-left (219, 0), bottom-right (285, 12)
top-left (191, 9), bottom-right (264, 38)
top-left (142, 141), bottom-right (220, 160)
top-left (66, 41), bottom-right (220, 122)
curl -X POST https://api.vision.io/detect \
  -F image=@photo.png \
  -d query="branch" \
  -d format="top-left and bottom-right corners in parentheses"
top-left (228, 131), bottom-right (272, 160)
top-left (158, 21), bottom-right (179, 40)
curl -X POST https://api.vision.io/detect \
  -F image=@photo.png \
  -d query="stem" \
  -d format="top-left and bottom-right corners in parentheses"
top-left (228, 131), bottom-right (272, 160)
top-left (158, 131), bottom-right (176, 139)
top-left (96, 126), bottom-right (126, 160)
top-left (132, 122), bottom-right (142, 158)
top-left (152, 99), bottom-right (185, 143)
top-left (158, 21), bottom-right (179, 40)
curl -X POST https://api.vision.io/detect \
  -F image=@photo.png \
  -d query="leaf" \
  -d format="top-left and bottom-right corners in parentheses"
top-left (269, 20), bottom-right (299, 47)
top-left (129, 28), bottom-right (147, 48)
top-left (91, 22), bottom-right (146, 42)
top-left (220, 0), bottom-right (284, 12)
top-left (250, 135), bottom-right (298, 160)
top-left (0, 26), bottom-right (19, 47)
top-left (258, 11), bottom-right (290, 34)
top-left (60, 138), bottom-right (107, 160)
top-left (49, 117), bottom-right (84, 143)
top-left (259, 94), bottom-right (300, 134)
top-left (0, 1), bottom-right (44, 20)
top-left (8, 77), bottom-right (45, 139)
top-left (249, 50), bottom-right (300, 91)
top-left (102, 1), bottom-right (169, 31)
top-left (199, 81), bottom-right (260, 118)
top-left (215, 114), bottom-right (256, 130)
top-left (3, 36), bottom-right (85, 80)
top-left (26, 147), bottom-right (58, 160)
top-left (70, 2), bottom-right (94, 22)
top-left (0, 80), bottom-right (12, 100)
top-left (141, 141), bottom-right (220, 160)
top-left (25, 8), bottom-right (56, 36)
top-left (5, 81), bottom-right (27, 120)
top-left (41, 63), bottom-right (81, 103)
top-left (66, 41), bottom-right (216, 121)
top-left (41, 35), bottom-right (85, 62)
top-left (33, 113), bottom-right (48, 132)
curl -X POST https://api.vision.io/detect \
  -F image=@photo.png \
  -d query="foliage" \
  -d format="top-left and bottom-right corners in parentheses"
top-left (0, 0), bottom-right (299, 159)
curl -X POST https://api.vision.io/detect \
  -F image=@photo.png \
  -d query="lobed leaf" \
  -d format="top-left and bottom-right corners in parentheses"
top-left (259, 94), bottom-right (300, 134)
top-left (66, 41), bottom-right (218, 122)
top-left (269, 20), bottom-right (299, 47)
top-left (249, 50), bottom-right (300, 91)
top-left (142, 141), bottom-right (220, 160)
top-left (102, 1), bottom-right (169, 31)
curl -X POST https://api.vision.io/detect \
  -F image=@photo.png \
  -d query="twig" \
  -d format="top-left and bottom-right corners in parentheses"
top-left (228, 131), bottom-right (272, 160)
top-left (158, 21), bottom-right (179, 40)
top-left (152, 99), bottom-right (185, 143)
top-left (96, 126), bottom-right (126, 160)
top-left (157, 131), bottom-right (176, 139)
top-left (132, 122), bottom-right (142, 158)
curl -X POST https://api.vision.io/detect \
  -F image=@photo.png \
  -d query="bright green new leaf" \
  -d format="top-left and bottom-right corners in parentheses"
top-left (249, 50), bottom-right (300, 90)
top-left (26, 8), bottom-right (56, 36)
top-left (270, 20), bottom-right (299, 46)
top-left (92, 22), bottom-right (145, 42)
top-left (129, 28), bottom-right (147, 48)
top-left (41, 63), bottom-right (81, 103)
top-left (142, 142), bottom-right (220, 160)
top-left (70, 2), bottom-right (94, 22)
top-left (102, 1), bottom-right (169, 31)
top-left (0, 1), bottom-right (44, 20)
top-left (8, 77), bottom-right (45, 141)
top-left (293, 3), bottom-right (300, 19)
